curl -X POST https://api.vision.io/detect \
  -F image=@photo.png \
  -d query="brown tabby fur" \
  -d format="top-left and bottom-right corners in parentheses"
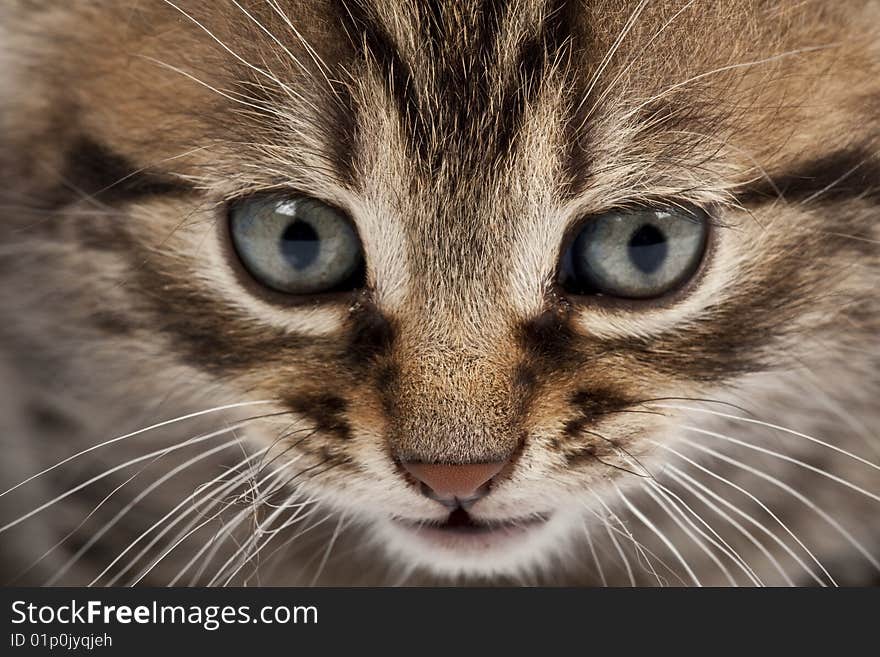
top-left (0, 0), bottom-right (877, 585)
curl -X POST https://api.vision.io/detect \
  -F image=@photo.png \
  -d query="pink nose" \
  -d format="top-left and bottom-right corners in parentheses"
top-left (402, 461), bottom-right (507, 503)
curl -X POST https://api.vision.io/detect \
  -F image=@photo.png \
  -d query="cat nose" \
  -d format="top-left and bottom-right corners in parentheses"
top-left (402, 461), bottom-right (507, 507)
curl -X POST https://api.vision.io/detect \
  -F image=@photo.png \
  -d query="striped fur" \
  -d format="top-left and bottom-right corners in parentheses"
top-left (0, 0), bottom-right (878, 585)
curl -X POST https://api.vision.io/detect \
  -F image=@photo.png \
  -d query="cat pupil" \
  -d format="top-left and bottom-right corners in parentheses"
top-left (627, 223), bottom-right (667, 274)
top-left (280, 220), bottom-right (320, 270)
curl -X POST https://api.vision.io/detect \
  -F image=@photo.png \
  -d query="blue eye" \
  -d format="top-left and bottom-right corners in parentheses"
top-left (230, 196), bottom-right (365, 295)
top-left (559, 207), bottom-right (708, 299)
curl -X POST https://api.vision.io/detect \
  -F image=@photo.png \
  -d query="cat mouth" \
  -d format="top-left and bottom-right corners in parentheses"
top-left (393, 508), bottom-right (551, 549)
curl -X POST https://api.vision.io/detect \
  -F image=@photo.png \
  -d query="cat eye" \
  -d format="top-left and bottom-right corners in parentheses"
top-left (229, 195), bottom-right (365, 295)
top-left (559, 206), bottom-right (708, 300)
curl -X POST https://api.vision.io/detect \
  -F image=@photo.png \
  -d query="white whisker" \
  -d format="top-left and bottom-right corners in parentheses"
top-left (663, 439), bottom-right (836, 585)
top-left (156, 463), bottom-right (295, 587)
top-left (646, 479), bottom-right (763, 586)
top-left (654, 404), bottom-right (880, 472)
top-left (581, 0), bottom-right (699, 126)
top-left (1, 421), bottom-right (260, 535)
top-left (49, 435), bottom-right (247, 585)
top-left (641, 482), bottom-right (739, 586)
top-left (309, 513), bottom-right (347, 586)
top-left (614, 483), bottom-right (702, 586)
top-left (673, 439), bottom-right (880, 572)
top-left (666, 461), bottom-right (826, 585)
top-left (575, 0), bottom-right (651, 124)
top-left (90, 445), bottom-right (271, 586)
top-left (582, 522), bottom-right (608, 586)
top-left (218, 498), bottom-right (326, 587)
top-left (15, 464), bottom-right (152, 585)
top-left (205, 483), bottom-right (314, 587)
top-left (663, 467), bottom-right (796, 585)
top-left (588, 491), bottom-right (665, 585)
top-left (160, 0), bottom-right (314, 110)
top-left (619, 45), bottom-right (838, 122)
top-left (264, 0), bottom-right (342, 100)
top-left (679, 425), bottom-right (880, 504)
top-left (0, 401), bottom-right (272, 498)
top-left (595, 508), bottom-right (636, 586)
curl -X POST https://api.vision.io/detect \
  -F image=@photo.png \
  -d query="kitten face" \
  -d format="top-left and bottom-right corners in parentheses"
top-left (1, 0), bottom-right (878, 583)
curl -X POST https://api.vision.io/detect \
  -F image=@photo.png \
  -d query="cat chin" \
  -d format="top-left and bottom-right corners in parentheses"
top-left (371, 507), bottom-right (582, 579)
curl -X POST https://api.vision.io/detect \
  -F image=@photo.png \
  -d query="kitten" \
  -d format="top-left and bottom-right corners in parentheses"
top-left (0, 0), bottom-right (877, 586)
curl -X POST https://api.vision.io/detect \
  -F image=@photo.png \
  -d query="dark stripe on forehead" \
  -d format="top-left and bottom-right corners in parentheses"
top-left (491, 0), bottom-right (575, 159)
top-left (337, 0), bottom-right (431, 162)
top-left (339, 0), bottom-right (575, 169)
top-left (737, 148), bottom-right (880, 205)
top-left (59, 138), bottom-right (193, 205)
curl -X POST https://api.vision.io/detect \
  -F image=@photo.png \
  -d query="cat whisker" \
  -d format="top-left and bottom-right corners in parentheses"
top-left (93, 446), bottom-right (273, 587)
top-left (205, 456), bottom-right (344, 586)
top-left (10, 462), bottom-right (153, 586)
top-left (678, 425), bottom-right (880, 503)
top-left (581, 0), bottom-right (700, 127)
top-left (659, 439), bottom-right (838, 584)
top-left (635, 396), bottom-right (756, 416)
top-left (214, 492), bottom-right (320, 587)
top-left (159, 1), bottom-right (315, 111)
top-left (230, 0), bottom-right (344, 110)
top-left (654, 403), bottom-right (880, 471)
top-left (153, 503), bottom-right (254, 587)
top-left (0, 400), bottom-right (273, 498)
top-left (47, 435), bottom-right (250, 586)
top-left (245, 499), bottom-right (335, 584)
top-left (586, 500), bottom-right (636, 586)
top-left (613, 482), bottom-right (702, 586)
top-left (79, 145), bottom-right (212, 204)
top-left (802, 158), bottom-right (871, 205)
top-left (673, 438), bottom-right (880, 572)
top-left (671, 450), bottom-right (838, 585)
top-left (582, 522), bottom-right (609, 587)
top-left (264, 0), bottom-right (336, 79)
top-left (620, 44), bottom-right (840, 123)
top-left (169, 472), bottom-right (291, 587)
top-left (662, 466), bottom-right (797, 586)
top-left (308, 513), bottom-right (348, 586)
top-left (0, 420), bottom-right (269, 535)
top-left (254, 426), bottom-right (327, 480)
top-left (173, 454), bottom-right (314, 585)
top-left (135, 55), bottom-right (305, 130)
top-left (230, 0), bottom-right (311, 76)
top-left (133, 464), bottom-right (296, 587)
top-left (814, 231), bottom-right (880, 246)
top-left (591, 446), bottom-right (744, 585)
top-left (577, 428), bottom-right (655, 479)
top-left (257, 457), bottom-right (337, 509)
top-left (575, 0), bottom-right (651, 124)
top-left (588, 491), bottom-right (666, 586)
top-left (235, 506), bottom-right (336, 587)
top-left (641, 482), bottom-right (740, 586)
top-left (645, 479), bottom-right (764, 586)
